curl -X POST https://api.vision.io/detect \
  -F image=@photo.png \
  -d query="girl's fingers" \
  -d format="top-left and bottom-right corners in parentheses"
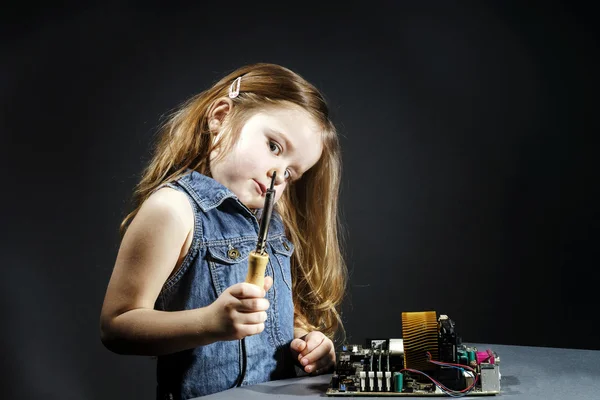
top-left (263, 276), bottom-right (273, 292)
top-left (228, 282), bottom-right (265, 299)
top-left (290, 338), bottom-right (307, 355)
top-left (239, 310), bottom-right (268, 324)
top-left (299, 338), bottom-right (331, 367)
top-left (238, 297), bottom-right (270, 312)
top-left (303, 346), bottom-right (335, 374)
top-left (292, 331), bottom-right (336, 374)
top-left (304, 358), bottom-right (333, 374)
top-left (300, 332), bottom-right (325, 356)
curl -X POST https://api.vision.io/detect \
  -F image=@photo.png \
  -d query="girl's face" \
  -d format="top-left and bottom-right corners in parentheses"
top-left (209, 104), bottom-right (323, 210)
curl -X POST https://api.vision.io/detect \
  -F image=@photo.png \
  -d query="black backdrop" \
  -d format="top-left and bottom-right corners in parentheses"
top-left (2, 1), bottom-right (599, 399)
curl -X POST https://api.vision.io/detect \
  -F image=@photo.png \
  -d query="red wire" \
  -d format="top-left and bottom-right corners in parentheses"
top-left (418, 351), bottom-right (480, 394)
top-left (426, 352), bottom-right (476, 371)
top-left (400, 368), bottom-right (478, 395)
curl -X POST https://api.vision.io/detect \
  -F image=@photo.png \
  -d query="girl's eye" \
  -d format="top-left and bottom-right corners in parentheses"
top-left (269, 140), bottom-right (282, 155)
top-left (268, 140), bottom-right (292, 181)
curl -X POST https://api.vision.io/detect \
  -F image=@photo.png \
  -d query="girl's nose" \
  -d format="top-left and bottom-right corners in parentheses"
top-left (269, 169), bottom-right (285, 186)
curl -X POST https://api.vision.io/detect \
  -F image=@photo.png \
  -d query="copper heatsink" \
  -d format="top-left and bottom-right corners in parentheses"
top-left (402, 311), bottom-right (439, 371)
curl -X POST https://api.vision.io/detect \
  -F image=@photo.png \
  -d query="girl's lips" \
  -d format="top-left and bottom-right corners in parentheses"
top-left (253, 179), bottom-right (267, 195)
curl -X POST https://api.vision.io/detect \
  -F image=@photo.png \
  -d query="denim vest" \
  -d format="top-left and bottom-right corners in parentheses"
top-left (154, 171), bottom-right (296, 399)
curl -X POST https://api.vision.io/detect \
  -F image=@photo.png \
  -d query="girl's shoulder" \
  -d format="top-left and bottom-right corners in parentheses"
top-left (139, 186), bottom-right (195, 235)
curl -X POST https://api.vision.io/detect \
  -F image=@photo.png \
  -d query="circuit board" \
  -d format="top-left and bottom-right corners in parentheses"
top-left (326, 312), bottom-right (501, 397)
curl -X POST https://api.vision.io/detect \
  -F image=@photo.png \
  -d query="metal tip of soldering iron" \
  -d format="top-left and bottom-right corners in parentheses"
top-left (270, 172), bottom-right (276, 190)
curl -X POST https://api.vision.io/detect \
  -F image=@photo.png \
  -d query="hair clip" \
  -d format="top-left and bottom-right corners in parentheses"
top-left (228, 77), bottom-right (241, 98)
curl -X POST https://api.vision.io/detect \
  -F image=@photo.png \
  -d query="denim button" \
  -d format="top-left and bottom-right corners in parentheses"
top-left (228, 248), bottom-right (241, 260)
top-left (283, 242), bottom-right (290, 251)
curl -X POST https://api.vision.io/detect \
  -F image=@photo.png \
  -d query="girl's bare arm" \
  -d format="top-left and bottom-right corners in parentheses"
top-left (99, 188), bottom-right (215, 356)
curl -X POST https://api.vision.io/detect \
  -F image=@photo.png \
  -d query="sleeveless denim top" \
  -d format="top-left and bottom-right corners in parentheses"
top-left (154, 171), bottom-right (297, 399)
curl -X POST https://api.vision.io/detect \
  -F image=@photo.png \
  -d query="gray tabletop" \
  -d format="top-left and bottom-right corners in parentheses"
top-left (198, 343), bottom-right (600, 399)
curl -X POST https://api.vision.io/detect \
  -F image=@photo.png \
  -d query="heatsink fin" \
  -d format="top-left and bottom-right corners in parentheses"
top-left (402, 311), bottom-right (438, 371)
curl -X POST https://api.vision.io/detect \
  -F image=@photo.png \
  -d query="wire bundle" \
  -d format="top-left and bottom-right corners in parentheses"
top-left (400, 352), bottom-right (479, 397)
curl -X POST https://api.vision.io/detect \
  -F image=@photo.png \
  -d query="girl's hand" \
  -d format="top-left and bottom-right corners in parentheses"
top-left (207, 276), bottom-right (273, 341)
top-left (290, 330), bottom-right (336, 375)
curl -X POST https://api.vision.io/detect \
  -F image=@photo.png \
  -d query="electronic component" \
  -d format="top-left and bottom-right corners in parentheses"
top-left (326, 311), bottom-right (501, 397)
top-left (402, 311), bottom-right (439, 371)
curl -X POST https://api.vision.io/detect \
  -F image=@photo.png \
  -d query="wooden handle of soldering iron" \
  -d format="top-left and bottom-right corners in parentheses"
top-left (246, 250), bottom-right (269, 288)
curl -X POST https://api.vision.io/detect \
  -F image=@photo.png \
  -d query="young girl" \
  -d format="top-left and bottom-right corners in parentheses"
top-left (100, 63), bottom-right (347, 399)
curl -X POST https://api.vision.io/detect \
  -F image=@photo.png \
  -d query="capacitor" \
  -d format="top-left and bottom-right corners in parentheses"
top-left (467, 350), bottom-right (476, 365)
top-left (393, 372), bottom-right (403, 392)
top-left (456, 350), bottom-right (468, 366)
top-left (331, 374), bottom-right (339, 390)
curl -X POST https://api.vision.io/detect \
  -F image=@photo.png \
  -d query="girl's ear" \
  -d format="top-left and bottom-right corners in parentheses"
top-left (207, 97), bottom-right (233, 133)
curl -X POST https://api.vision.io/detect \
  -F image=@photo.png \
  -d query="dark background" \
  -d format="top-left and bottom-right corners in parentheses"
top-left (2, 1), bottom-right (599, 399)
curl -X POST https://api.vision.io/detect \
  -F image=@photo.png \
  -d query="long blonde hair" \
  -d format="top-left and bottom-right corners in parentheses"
top-left (121, 63), bottom-right (347, 339)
